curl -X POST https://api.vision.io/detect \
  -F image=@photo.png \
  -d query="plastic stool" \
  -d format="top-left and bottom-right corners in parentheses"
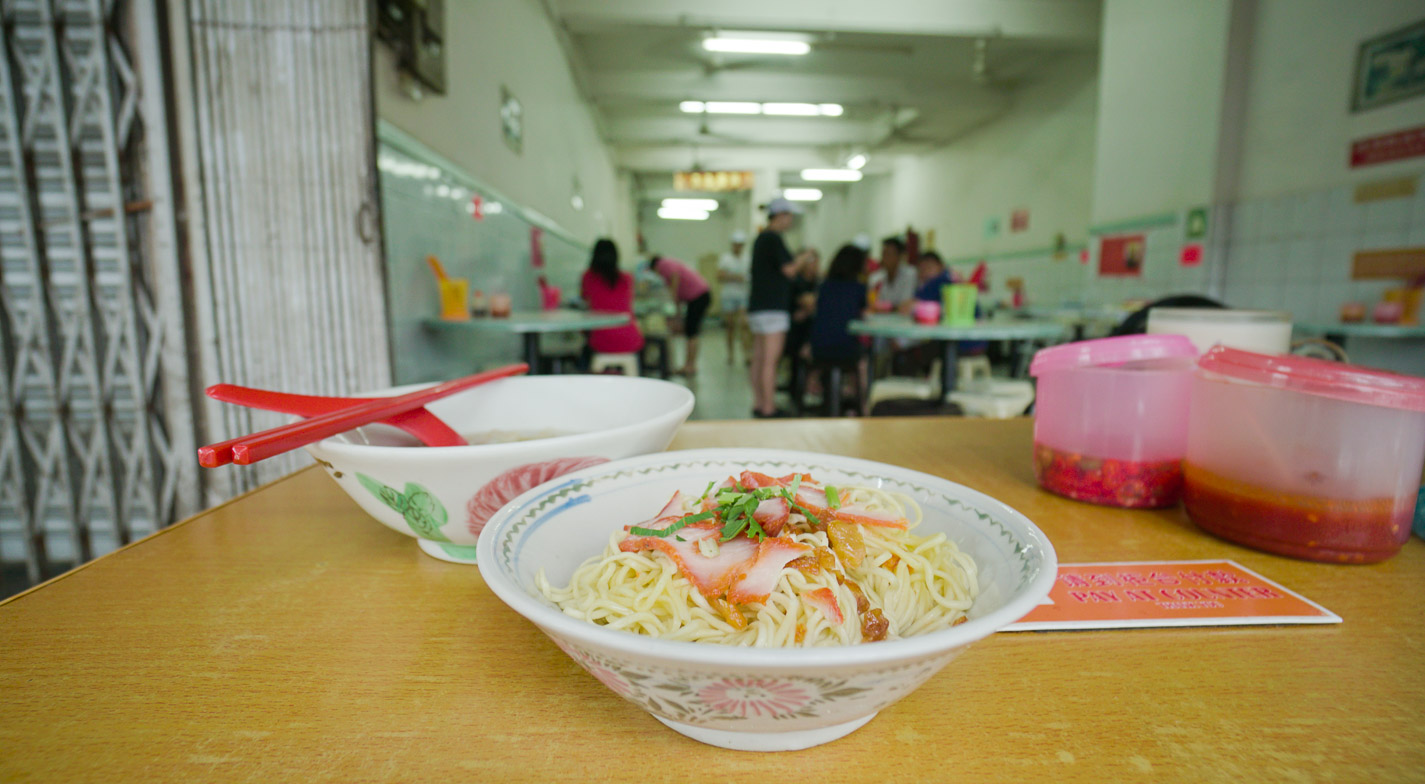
top-left (590, 353), bottom-right (639, 376)
top-left (955, 355), bottom-right (992, 389)
top-left (948, 379), bottom-right (1035, 419)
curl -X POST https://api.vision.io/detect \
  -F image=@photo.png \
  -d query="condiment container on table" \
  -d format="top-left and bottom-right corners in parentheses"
top-left (1183, 347), bottom-right (1425, 564)
top-left (1029, 335), bottom-right (1198, 508)
top-left (1147, 308), bottom-right (1291, 354)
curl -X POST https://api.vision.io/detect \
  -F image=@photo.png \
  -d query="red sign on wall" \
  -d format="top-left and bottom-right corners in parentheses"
top-left (1350, 125), bottom-right (1425, 168)
top-left (1099, 234), bottom-right (1145, 277)
top-left (1180, 243), bottom-right (1203, 267)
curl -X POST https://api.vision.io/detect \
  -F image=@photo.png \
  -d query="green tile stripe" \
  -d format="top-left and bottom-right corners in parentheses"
top-left (377, 119), bottom-right (589, 252)
top-left (1088, 211), bottom-right (1180, 236)
top-left (940, 243), bottom-right (1088, 267)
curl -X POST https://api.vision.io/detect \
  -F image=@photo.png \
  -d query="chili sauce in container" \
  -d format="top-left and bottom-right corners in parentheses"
top-left (1184, 347), bottom-right (1425, 563)
top-left (1030, 335), bottom-right (1198, 508)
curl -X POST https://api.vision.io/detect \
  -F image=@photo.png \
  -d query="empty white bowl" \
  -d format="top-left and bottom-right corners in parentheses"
top-left (477, 448), bottom-right (1056, 751)
top-left (304, 375), bottom-right (693, 564)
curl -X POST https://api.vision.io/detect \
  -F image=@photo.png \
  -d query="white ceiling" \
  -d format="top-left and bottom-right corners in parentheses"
top-left (546, 0), bottom-right (1101, 184)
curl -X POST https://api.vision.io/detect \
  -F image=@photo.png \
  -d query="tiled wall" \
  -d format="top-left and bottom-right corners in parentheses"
top-left (1079, 216), bottom-right (1223, 308)
top-left (1222, 181), bottom-right (1425, 324)
top-left (951, 179), bottom-right (1425, 332)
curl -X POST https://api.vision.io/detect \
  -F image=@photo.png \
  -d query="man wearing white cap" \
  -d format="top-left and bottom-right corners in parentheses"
top-left (747, 197), bottom-right (802, 418)
top-left (716, 230), bottom-right (751, 364)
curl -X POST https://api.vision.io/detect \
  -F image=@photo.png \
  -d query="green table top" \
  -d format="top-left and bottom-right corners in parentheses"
top-left (849, 314), bottom-right (1068, 340)
top-left (422, 310), bottom-right (630, 333)
top-left (1295, 322), bottom-right (1425, 339)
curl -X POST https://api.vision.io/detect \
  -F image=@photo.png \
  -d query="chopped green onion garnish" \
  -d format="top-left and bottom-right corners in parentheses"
top-left (698, 480), bottom-right (715, 501)
top-left (630, 509), bottom-right (714, 538)
top-left (825, 485), bottom-right (840, 509)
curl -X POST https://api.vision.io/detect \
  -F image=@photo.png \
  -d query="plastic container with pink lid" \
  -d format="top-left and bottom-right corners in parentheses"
top-left (1184, 347), bottom-right (1425, 564)
top-left (1029, 334), bottom-right (1199, 508)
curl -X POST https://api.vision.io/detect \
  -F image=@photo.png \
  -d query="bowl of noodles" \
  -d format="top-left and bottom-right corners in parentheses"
top-left (477, 448), bottom-right (1056, 751)
top-left (303, 375), bottom-right (693, 565)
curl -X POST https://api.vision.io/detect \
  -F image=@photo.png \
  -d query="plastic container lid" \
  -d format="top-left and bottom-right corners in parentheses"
top-left (1198, 346), bottom-right (1425, 413)
top-left (1030, 334), bottom-right (1198, 377)
top-left (1148, 307), bottom-right (1289, 324)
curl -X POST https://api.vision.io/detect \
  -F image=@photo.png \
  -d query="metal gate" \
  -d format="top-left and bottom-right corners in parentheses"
top-left (0, 0), bottom-right (193, 585)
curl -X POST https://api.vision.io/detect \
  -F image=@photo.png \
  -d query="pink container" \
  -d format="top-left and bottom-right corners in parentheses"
top-left (1184, 347), bottom-right (1425, 563)
top-left (912, 300), bottom-right (941, 324)
top-left (1029, 335), bottom-right (1198, 508)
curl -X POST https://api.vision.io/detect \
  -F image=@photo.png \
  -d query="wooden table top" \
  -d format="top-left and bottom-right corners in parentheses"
top-left (3, 418), bottom-right (1422, 782)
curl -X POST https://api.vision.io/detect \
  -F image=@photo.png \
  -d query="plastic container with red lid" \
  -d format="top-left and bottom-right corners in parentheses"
top-left (1030, 335), bottom-right (1199, 508)
top-left (1184, 346), bottom-right (1425, 563)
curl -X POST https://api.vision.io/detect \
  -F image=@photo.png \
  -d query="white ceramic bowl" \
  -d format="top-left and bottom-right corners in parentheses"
top-left (477, 448), bottom-right (1057, 751)
top-left (304, 375), bottom-right (693, 564)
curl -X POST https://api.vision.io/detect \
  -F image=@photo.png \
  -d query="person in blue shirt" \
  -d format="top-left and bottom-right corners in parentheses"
top-left (913, 251), bottom-right (955, 302)
top-left (810, 244), bottom-right (871, 414)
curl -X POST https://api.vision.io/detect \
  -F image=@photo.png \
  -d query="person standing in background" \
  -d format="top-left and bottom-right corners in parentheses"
top-left (580, 239), bottom-right (644, 364)
top-left (747, 197), bottom-right (801, 418)
top-left (716, 231), bottom-right (751, 365)
top-left (647, 254), bottom-right (712, 378)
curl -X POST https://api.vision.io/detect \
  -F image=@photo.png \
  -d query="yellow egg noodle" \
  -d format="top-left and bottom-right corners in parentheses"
top-left (536, 482), bottom-right (979, 647)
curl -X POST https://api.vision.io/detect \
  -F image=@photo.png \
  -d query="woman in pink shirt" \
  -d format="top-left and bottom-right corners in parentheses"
top-left (580, 240), bottom-right (644, 360)
top-left (648, 255), bottom-right (711, 377)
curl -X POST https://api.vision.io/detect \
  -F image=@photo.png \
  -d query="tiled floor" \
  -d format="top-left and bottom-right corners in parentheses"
top-left (660, 325), bottom-right (759, 421)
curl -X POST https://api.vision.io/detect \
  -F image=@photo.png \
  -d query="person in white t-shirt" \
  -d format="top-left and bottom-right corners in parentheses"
top-left (716, 231), bottom-right (751, 364)
top-left (871, 236), bottom-right (917, 313)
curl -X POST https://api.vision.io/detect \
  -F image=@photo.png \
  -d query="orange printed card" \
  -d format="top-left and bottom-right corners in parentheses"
top-left (1001, 560), bottom-right (1340, 632)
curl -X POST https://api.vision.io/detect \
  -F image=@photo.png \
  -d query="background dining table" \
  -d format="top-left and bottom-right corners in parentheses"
top-left (2, 418), bottom-right (1422, 782)
top-left (850, 314), bottom-right (1067, 395)
top-left (423, 310), bottom-right (629, 372)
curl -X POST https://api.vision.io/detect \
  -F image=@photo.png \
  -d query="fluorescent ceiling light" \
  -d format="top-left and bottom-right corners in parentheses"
top-left (783, 188), bottom-right (822, 201)
top-left (658, 207), bottom-right (710, 221)
top-left (662, 198), bottom-right (719, 211)
top-left (762, 103), bottom-right (820, 116)
top-left (703, 101), bottom-right (762, 115)
top-left (702, 36), bottom-right (811, 56)
top-left (681, 101), bottom-right (843, 117)
top-left (800, 168), bottom-right (863, 182)
top-left (846, 154), bottom-right (867, 170)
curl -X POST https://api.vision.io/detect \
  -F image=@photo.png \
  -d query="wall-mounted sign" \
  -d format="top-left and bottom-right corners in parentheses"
top-left (1185, 206), bottom-right (1209, 240)
top-left (500, 86), bottom-right (523, 154)
top-left (1350, 124), bottom-right (1425, 168)
top-left (1010, 208), bottom-right (1029, 233)
top-left (1180, 243), bottom-right (1203, 267)
top-left (673, 170), bottom-right (753, 191)
top-left (1099, 234), bottom-right (1145, 277)
top-left (1351, 18), bottom-right (1425, 113)
top-left (983, 216), bottom-right (1001, 239)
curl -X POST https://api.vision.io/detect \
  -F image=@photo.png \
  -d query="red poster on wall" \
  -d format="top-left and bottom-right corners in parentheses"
top-left (1010, 208), bottom-right (1030, 233)
top-left (1350, 125), bottom-right (1425, 168)
top-left (1099, 234), bottom-right (1146, 277)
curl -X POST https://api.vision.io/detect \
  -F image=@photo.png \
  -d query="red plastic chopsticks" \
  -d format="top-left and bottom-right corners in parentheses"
top-left (205, 384), bottom-right (468, 449)
top-left (197, 364), bottom-right (528, 468)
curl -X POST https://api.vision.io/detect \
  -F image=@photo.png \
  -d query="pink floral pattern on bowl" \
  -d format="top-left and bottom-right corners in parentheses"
top-left (698, 679), bottom-right (812, 718)
top-left (465, 456), bottom-right (608, 536)
top-left (551, 636), bottom-right (952, 727)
